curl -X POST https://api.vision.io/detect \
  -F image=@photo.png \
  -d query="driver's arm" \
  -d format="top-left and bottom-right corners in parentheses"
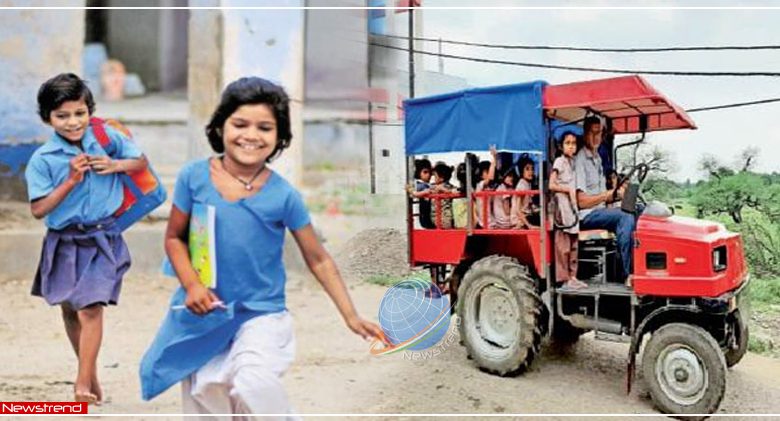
top-left (577, 189), bottom-right (613, 210)
top-left (574, 153), bottom-right (615, 210)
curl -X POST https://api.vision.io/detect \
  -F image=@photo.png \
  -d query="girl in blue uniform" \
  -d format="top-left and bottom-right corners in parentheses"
top-left (26, 73), bottom-right (148, 404)
top-left (140, 77), bottom-right (384, 416)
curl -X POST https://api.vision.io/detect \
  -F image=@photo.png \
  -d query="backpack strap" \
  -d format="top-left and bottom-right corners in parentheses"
top-left (90, 117), bottom-right (117, 156)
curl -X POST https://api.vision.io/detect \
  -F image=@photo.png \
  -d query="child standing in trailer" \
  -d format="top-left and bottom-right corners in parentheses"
top-left (140, 77), bottom-right (384, 416)
top-left (25, 73), bottom-right (149, 404)
top-left (550, 132), bottom-right (587, 289)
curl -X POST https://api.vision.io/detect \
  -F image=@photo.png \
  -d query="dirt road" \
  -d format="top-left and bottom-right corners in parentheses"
top-left (1, 273), bottom-right (779, 418)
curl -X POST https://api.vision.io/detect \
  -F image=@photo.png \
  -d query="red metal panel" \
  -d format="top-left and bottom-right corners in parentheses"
top-left (542, 75), bottom-right (696, 133)
top-left (411, 229), bottom-right (468, 264)
top-left (633, 275), bottom-right (734, 297)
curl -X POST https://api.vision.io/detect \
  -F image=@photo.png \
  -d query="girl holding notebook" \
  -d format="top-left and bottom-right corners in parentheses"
top-left (140, 77), bottom-right (384, 417)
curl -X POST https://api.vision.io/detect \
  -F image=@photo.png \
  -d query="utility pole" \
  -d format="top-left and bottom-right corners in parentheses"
top-left (408, 6), bottom-right (415, 98)
top-left (406, 3), bottom-right (416, 266)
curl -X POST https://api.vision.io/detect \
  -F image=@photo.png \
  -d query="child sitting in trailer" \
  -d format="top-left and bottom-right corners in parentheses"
top-left (428, 162), bottom-right (458, 229)
top-left (451, 153), bottom-right (482, 228)
top-left (513, 155), bottom-right (541, 229)
top-left (473, 145), bottom-right (497, 229)
top-left (406, 158), bottom-right (436, 228)
top-left (490, 165), bottom-right (517, 230)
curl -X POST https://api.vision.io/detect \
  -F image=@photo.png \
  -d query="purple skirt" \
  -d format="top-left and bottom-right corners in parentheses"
top-left (32, 218), bottom-right (131, 310)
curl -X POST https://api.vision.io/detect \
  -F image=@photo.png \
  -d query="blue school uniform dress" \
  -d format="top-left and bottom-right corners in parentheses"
top-left (25, 125), bottom-right (142, 310)
top-left (139, 158), bottom-right (311, 401)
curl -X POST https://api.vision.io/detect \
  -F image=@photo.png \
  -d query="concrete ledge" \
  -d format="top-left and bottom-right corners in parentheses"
top-left (0, 223), bottom-right (308, 283)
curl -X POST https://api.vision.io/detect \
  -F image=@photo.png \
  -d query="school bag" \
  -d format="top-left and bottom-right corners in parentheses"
top-left (90, 116), bottom-right (167, 231)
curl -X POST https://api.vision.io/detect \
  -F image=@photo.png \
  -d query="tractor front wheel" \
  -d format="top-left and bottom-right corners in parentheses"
top-left (724, 310), bottom-right (749, 368)
top-left (642, 323), bottom-right (727, 419)
top-left (458, 255), bottom-right (542, 376)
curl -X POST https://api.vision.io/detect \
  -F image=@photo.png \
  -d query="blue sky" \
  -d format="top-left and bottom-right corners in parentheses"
top-left (419, 2), bottom-right (780, 181)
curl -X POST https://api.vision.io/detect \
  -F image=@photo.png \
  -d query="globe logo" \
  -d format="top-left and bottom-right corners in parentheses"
top-left (372, 278), bottom-right (451, 355)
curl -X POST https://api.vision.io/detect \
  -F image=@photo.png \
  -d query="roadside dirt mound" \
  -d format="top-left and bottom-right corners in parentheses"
top-left (336, 228), bottom-right (411, 283)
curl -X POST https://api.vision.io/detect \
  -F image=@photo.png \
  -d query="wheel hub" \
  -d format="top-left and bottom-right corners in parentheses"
top-left (674, 368), bottom-right (689, 382)
top-left (477, 283), bottom-right (518, 348)
top-left (655, 344), bottom-right (708, 406)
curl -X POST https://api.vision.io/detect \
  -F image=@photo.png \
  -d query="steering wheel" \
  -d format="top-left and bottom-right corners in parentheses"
top-left (612, 163), bottom-right (649, 203)
top-left (613, 163), bottom-right (650, 215)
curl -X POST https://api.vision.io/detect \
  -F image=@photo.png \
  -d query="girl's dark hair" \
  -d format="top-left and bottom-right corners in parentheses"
top-left (433, 162), bottom-right (453, 182)
top-left (37, 73), bottom-right (95, 122)
top-left (414, 158), bottom-right (432, 179)
top-left (456, 162), bottom-right (468, 193)
top-left (500, 166), bottom-right (517, 188)
top-left (518, 155), bottom-right (535, 172)
top-left (478, 161), bottom-right (492, 174)
top-left (559, 131), bottom-right (577, 144)
top-left (557, 130), bottom-right (579, 156)
top-left (205, 77), bottom-right (292, 162)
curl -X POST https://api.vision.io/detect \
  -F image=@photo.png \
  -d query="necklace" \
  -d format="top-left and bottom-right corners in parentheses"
top-left (220, 157), bottom-right (266, 191)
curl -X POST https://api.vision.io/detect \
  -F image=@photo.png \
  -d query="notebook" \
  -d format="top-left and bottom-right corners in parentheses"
top-left (162, 203), bottom-right (217, 289)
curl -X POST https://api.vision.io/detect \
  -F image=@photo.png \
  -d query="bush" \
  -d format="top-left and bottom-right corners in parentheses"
top-left (749, 277), bottom-right (780, 313)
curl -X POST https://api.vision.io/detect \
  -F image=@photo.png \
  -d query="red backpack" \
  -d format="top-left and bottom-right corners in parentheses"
top-left (90, 117), bottom-right (167, 231)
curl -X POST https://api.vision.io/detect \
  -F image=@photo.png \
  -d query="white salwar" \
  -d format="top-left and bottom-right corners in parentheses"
top-left (181, 311), bottom-right (299, 420)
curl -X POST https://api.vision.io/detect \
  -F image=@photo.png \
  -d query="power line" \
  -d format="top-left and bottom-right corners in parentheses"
top-left (686, 97), bottom-right (780, 113)
top-left (377, 33), bottom-right (780, 53)
top-left (370, 42), bottom-right (780, 77)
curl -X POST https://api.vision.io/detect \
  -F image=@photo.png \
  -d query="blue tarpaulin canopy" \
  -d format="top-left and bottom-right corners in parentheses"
top-left (404, 81), bottom-right (548, 157)
top-left (550, 119), bottom-right (583, 142)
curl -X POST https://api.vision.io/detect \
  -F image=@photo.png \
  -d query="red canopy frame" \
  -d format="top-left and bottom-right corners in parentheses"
top-left (543, 75), bottom-right (696, 134)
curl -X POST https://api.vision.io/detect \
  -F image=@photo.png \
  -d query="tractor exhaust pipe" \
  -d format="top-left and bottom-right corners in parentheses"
top-left (568, 314), bottom-right (624, 335)
top-left (555, 294), bottom-right (624, 335)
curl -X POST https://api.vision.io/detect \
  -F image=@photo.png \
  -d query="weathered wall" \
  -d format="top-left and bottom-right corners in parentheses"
top-left (0, 3), bottom-right (85, 200)
top-left (105, 0), bottom-right (188, 92)
top-left (188, 1), bottom-right (305, 185)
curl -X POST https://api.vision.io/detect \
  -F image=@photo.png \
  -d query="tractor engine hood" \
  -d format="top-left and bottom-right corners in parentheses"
top-left (634, 215), bottom-right (748, 297)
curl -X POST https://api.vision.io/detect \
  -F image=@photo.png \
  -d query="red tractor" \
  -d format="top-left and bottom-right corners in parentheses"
top-left (404, 76), bottom-right (750, 418)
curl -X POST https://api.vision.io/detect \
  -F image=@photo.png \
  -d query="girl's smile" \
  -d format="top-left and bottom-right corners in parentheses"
top-left (222, 103), bottom-right (278, 168)
top-left (49, 99), bottom-right (89, 144)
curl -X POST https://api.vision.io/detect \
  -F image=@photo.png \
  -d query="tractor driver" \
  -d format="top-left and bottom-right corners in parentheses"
top-left (574, 116), bottom-right (636, 285)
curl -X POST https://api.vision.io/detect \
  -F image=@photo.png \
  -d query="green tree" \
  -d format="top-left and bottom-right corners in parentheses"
top-left (615, 140), bottom-right (682, 201)
top-left (690, 171), bottom-right (766, 223)
top-left (690, 147), bottom-right (780, 276)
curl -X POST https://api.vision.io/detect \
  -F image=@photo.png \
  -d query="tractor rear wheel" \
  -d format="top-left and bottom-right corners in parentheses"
top-left (458, 255), bottom-right (542, 376)
top-left (642, 323), bottom-right (727, 419)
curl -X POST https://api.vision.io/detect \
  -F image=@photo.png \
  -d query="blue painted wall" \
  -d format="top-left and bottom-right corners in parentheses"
top-left (0, 5), bottom-right (84, 199)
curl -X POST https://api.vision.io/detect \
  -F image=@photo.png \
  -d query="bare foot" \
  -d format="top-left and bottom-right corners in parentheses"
top-left (74, 388), bottom-right (97, 404)
top-left (90, 376), bottom-right (103, 405)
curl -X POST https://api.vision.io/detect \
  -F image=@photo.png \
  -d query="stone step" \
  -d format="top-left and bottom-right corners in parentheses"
top-left (98, 94), bottom-right (188, 125)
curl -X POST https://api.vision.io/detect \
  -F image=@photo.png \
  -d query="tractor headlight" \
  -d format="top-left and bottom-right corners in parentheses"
top-left (713, 246), bottom-right (727, 272)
